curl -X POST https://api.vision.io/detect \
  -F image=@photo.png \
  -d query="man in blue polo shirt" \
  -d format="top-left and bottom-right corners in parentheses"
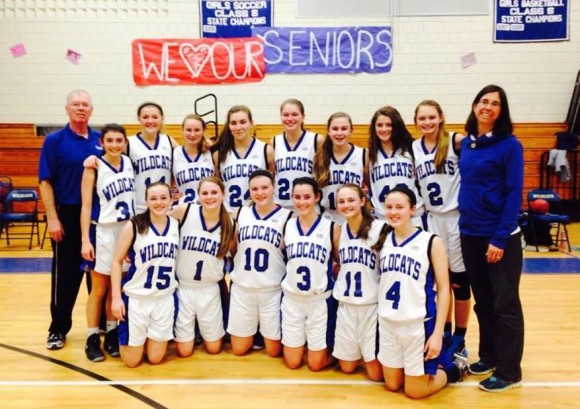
top-left (39, 89), bottom-right (103, 350)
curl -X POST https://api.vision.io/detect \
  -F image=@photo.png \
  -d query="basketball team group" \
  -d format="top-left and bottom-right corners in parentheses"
top-left (38, 84), bottom-right (525, 398)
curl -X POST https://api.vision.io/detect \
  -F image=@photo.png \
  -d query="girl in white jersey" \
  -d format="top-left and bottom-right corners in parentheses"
top-left (376, 186), bottom-right (463, 398)
top-left (412, 100), bottom-right (471, 361)
top-left (333, 184), bottom-right (386, 381)
top-left (128, 102), bottom-right (179, 213)
top-left (111, 182), bottom-right (179, 368)
top-left (367, 106), bottom-right (424, 227)
top-left (81, 124), bottom-right (135, 362)
top-left (172, 114), bottom-right (214, 205)
top-left (282, 177), bottom-right (341, 371)
top-left (213, 105), bottom-right (275, 214)
top-left (228, 169), bottom-right (293, 357)
top-left (313, 112), bottom-right (368, 224)
top-left (269, 99), bottom-right (324, 210)
top-left (170, 176), bottom-right (235, 357)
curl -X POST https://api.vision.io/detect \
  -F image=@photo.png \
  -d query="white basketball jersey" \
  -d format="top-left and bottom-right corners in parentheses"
top-left (128, 133), bottom-right (173, 213)
top-left (273, 131), bottom-right (317, 210)
top-left (377, 229), bottom-right (437, 322)
top-left (333, 219), bottom-right (386, 305)
top-left (320, 144), bottom-right (365, 224)
top-left (369, 147), bottom-right (423, 221)
top-left (282, 215), bottom-right (335, 297)
top-left (93, 155), bottom-right (136, 224)
top-left (219, 138), bottom-right (267, 213)
top-left (412, 133), bottom-right (460, 214)
top-left (123, 216), bottom-right (179, 299)
top-left (231, 205), bottom-right (292, 289)
top-left (176, 204), bottom-right (226, 287)
top-left (172, 147), bottom-right (214, 205)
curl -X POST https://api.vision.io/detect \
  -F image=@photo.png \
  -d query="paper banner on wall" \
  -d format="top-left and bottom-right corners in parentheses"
top-left (252, 26), bottom-right (393, 74)
top-left (131, 38), bottom-right (265, 85)
top-left (10, 43), bottom-right (26, 58)
top-left (65, 49), bottom-right (82, 64)
top-left (461, 52), bottom-right (477, 69)
top-left (494, 0), bottom-right (569, 42)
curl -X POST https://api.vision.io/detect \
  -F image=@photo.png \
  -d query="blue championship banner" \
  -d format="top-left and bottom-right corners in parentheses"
top-left (252, 26), bottom-right (393, 74)
top-left (200, 0), bottom-right (273, 38)
top-left (494, 0), bottom-right (569, 42)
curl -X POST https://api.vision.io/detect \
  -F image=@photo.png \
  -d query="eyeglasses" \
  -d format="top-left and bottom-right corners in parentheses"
top-left (478, 99), bottom-right (501, 108)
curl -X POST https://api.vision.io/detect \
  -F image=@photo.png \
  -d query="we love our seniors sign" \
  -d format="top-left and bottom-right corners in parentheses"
top-left (131, 38), bottom-right (265, 85)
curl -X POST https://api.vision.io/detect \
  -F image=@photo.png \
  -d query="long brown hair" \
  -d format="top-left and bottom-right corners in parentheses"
top-left (216, 105), bottom-right (254, 163)
top-left (182, 114), bottom-right (208, 154)
top-left (313, 112), bottom-right (352, 187)
top-left (198, 176), bottom-right (234, 258)
top-left (337, 184), bottom-right (375, 241)
top-left (414, 100), bottom-right (449, 174)
top-left (133, 181), bottom-right (171, 235)
top-left (368, 106), bottom-right (414, 164)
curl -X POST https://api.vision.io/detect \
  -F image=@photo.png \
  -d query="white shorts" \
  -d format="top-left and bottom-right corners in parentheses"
top-left (426, 210), bottom-right (465, 272)
top-left (377, 317), bottom-right (438, 376)
top-left (174, 284), bottom-right (224, 343)
top-left (227, 283), bottom-right (281, 340)
top-left (333, 302), bottom-right (378, 363)
top-left (281, 294), bottom-right (336, 351)
top-left (119, 293), bottom-right (176, 347)
top-left (94, 222), bottom-right (127, 275)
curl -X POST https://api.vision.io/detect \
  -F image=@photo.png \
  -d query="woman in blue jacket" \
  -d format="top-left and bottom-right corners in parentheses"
top-left (458, 84), bottom-right (524, 393)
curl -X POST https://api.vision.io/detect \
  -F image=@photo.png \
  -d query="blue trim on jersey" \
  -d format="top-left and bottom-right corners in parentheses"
top-left (172, 292), bottom-right (179, 339)
top-left (424, 264), bottom-right (437, 319)
top-left (123, 248), bottom-right (137, 288)
top-left (391, 228), bottom-right (422, 247)
top-left (378, 144), bottom-right (394, 159)
top-left (232, 137), bottom-right (257, 160)
top-left (98, 156), bottom-right (125, 174)
top-left (325, 296), bottom-right (338, 349)
top-left (420, 137), bottom-right (436, 155)
top-left (119, 293), bottom-right (130, 345)
top-left (423, 317), bottom-right (438, 375)
top-left (136, 132), bottom-right (161, 150)
top-left (331, 143), bottom-right (355, 165)
top-left (180, 146), bottom-right (202, 163)
top-left (149, 217), bottom-right (171, 236)
top-left (296, 215), bottom-right (322, 236)
top-left (251, 204), bottom-right (283, 221)
top-left (283, 130), bottom-right (307, 152)
top-left (199, 206), bottom-right (220, 233)
top-left (345, 223), bottom-right (358, 240)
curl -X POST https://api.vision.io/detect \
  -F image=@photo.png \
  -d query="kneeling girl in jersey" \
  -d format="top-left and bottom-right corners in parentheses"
top-left (281, 177), bottom-right (340, 371)
top-left (111, 182), bottom-right (179, 368)
top-left (170, 176), bottom-right (235, 356)
top-left (333, 184), bottom-right (386, 381)
top-left (81, 123), bottom-right (136, 362)
top-left (228, 169), bottom-right (293, 357)
top-left (376, 186), bottom-right (463, 398)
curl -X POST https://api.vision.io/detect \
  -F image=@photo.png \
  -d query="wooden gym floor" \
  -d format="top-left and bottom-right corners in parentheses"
top-left (0, 224), bottom-right (579, 408)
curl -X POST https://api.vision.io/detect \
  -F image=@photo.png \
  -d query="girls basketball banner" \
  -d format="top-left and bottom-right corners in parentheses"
top-left (132, 38), bottom-right (265, 85)
top-left (494, 0), bottom-right (569, 42)
top-left (252, 26), bottom-right (393, 74)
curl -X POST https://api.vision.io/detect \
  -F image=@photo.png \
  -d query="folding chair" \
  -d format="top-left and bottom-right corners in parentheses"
top-left (527, 189), bottom-right (571, 252)
top-left (0, 176), bottom-right (12, 209)
top-left (0, 189), bottom-right (41, 249)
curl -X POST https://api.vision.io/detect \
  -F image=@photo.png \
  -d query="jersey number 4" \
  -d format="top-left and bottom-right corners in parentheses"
top-left (385, 281), bottom-right (401, 309)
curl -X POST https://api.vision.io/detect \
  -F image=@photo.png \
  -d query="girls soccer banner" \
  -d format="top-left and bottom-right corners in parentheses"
top-left (132, 38), bottom-right (265, 85)
top-left (252, 26), bottom-right (393, 74)
top-left (200, 0), bottom-right (273, 38)
top-left (494, 0), bottom-right (569, 42)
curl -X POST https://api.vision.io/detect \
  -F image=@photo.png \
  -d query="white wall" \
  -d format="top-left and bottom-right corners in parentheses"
top-left (0, 0), bottom-right (578, 127)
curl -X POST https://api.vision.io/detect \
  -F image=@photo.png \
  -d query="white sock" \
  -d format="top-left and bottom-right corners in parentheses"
top-left (88, 327), bottom-right (99, 337)
top-left (106, 320), bottom-right (117, 333)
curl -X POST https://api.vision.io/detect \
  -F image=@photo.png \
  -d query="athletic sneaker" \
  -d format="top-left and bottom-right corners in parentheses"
top-left (46, 333), bottom-right (66, 350)
top-left (104, 328), bottom-right (120, 357)
top-left (85, 333), bottom-right (105, 362)
top-left (479, 375), bottom-right (522, 392)
top-left (252, 332), bottom-right (265, 350)
top-left (446, 336), bottom-right (467, 360)
top-left (468, 360), bottom-right (496, 375)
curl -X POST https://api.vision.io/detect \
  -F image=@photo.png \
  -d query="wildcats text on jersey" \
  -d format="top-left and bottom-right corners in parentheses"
top-left (286, 242), bottom-right (328, 263)
top-left (133, 154), bottom-right (171, 175)
top-left (221, 163), bottom-right (259, 182)
top-left (371, 162), bottom-right (413, 183)
top-left (139, 242), bottom-right (179, 264)
top-left (181, 235), bottom-right (219, 256)
top-left (331, 169), bottom-right (362, 184)
top-left (339, 245), bottom-right (376, 269)
top-left (174, 167), bottom-right (214, 186)
top-left (415, 159), bottom-right (457, 180)
top-left (238, 224), bottom-right (282, 247)
top-left (380, 253), bottom-right (422, 280)
top-left (102, 177), bottom-right (135, 201)
top-left (275, 156), bottom-right (312, 173)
